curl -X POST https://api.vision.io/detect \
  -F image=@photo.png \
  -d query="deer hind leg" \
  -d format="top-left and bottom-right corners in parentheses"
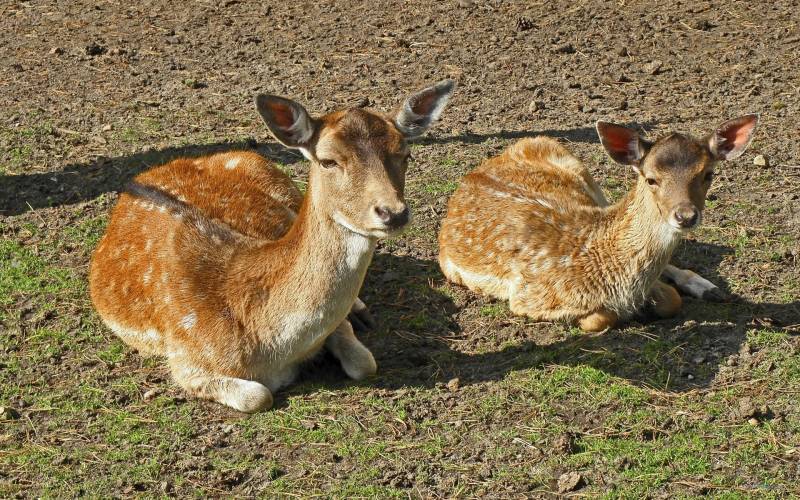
top-left (348, 297), bottom-right (376, 332)
top-left (662, 264), bottom-right (726, 301)
top-left (325, 321), bottom-right (377, 381)
top-left (649, 280), bottom-right (682, 318)
top-left (578, 309), bottom-right (619, 332)
top-left (168, 352), bottom-right (272, 413)
top-left (104, 320), bottom-right (164, 357)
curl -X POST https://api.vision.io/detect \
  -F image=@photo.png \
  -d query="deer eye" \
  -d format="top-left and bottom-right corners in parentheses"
top-left (319, 159), bottom-right (338, 169)
top-left (704, 171), bottom-right (714, 182)
top-left (646, 177), bottom-right (658, 187)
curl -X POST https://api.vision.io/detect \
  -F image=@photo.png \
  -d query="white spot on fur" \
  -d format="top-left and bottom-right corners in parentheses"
top-left (224, 157), bottom-right (241, 170)
top-left (179, 312), bottom-right (197, 330)
top-left (143, 264), bottom-right (154, 284)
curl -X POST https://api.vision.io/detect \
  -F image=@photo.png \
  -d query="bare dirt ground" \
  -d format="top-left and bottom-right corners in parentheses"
top-left (1, 0), bottom-right (799, 497)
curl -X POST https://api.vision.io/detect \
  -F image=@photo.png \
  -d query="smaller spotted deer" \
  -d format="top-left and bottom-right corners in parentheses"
top-left (89, 80), bottom-right (455, 411)
top-left (438, 115), bottom-right (758, 331)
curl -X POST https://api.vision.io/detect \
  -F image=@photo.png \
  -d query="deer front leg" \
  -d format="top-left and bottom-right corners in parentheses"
top-left (347, 297), bottom-right (376, 332)
top-left (662, 264), bottom-right (726, 301)
top-left (326, 321), bottom-right (377, 380)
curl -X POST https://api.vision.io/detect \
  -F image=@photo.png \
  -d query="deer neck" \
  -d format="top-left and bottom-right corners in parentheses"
top-left (599, 181), bottom-right (683, 300)
top-left (227, 168), bottom-right (376, 335)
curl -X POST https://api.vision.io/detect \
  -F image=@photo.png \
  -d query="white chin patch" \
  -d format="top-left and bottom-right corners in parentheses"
top-left (668, 219), bottom-right (685, 231)
top-left (332, 212), bottom-right (372, 238)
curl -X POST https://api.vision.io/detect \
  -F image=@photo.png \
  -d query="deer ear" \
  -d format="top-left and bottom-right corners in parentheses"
top-left (708, 114), bottom-right (759, 161)
top-left (255, 94), bottom-right (317, 150)
top-left (596, 121), bottom-right (651, 168)
top-left (395, 79), bottom-right (456, 138)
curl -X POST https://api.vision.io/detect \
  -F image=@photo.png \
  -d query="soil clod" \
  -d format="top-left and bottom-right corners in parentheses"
top-left (557, 471), bottom-right (585, 493)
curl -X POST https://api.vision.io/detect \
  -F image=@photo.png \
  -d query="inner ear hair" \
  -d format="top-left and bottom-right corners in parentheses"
top-left (596, 121), bottom-right (651, 166)
top-left (255, 94), bottom-right (317, 149)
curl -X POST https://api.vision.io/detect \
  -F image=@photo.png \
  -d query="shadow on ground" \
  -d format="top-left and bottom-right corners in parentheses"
top-left (0, 139), bottom-right (305, 216)
top-left (1, 123), bottom-right (661, 216)
top-left (295, 240), bottom-right (799, 400)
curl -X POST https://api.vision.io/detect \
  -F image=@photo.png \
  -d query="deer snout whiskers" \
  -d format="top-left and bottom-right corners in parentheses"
top-left (373, 203), bottom-right (410, 231)
top-left (670, 204), bottom-right (700, 230)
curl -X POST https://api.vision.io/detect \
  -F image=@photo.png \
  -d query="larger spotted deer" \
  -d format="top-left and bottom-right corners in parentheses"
top-left (438, 115), bottom-right (757, 331)
top-left (89, 80), bottom-right (456, 412)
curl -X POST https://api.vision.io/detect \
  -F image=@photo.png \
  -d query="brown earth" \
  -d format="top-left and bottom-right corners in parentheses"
top-left (1, 0), bottom-right (799, 497)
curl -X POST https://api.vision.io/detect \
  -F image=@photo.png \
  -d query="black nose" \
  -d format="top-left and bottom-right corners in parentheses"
top-left (374, 205), bottom-right (410, 228)
top-left (674, 206), bottom-right (699, 228)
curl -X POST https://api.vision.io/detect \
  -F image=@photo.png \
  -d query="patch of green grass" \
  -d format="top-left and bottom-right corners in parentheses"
top-left (479, 302), bottom-right (507, 318)
top-left (0, 120), bottom-right (56, 174)
top-left (423, 179), bottom-right (459, 196)
top-left (0, 239), bottom-right (84, 322)
top-left (62, 214), bottom-right (108, 249)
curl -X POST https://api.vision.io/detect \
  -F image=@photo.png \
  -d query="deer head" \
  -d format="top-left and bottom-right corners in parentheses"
top-left (597, 114), bottom-right (758, 231)
top-left (255, 80), bottom-right (456, 238)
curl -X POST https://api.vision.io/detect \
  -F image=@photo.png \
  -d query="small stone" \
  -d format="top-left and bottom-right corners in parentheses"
top-left (692, 355), bottom-right (705, 364)
top-left (726, 355), bottom-right (738, 366)
top-left (557, 471), bottom-right (584, 493)
top-left (738, 397), bottom-right (757, 419)
top-left (528, 100), bottom-right (545, 113)
top-left (553, 432), bottom-right (577, 454)
top-left (102, 124), bottom-right (113, 132)
top-left (0, 407), bottom-right (20, 420)
top-left (644, 60), bottom-right (663, 75)
top-left (616, 46), bottom-right (629, 57)
top-left (143, 388), bottom-right (160, 401)
top-left (458, 0), bottom-right (474, 7)
top-left (753, 154), bottom-right (768, 167)
top-left (581, 104), bottom-right (595, 113)
top-left (49, 47), bottom-right (64, 55)
top-left (686, 374), bottom-right (694, 380)
top-left (446, 377), bottom-right (460, 392)
top-left (748, 417), bottom-right (759, 426)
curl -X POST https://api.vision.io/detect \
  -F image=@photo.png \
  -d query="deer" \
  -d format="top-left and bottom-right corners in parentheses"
top-left (89, 80), bottom-right (456, 412)
top-left (438, 115), bottom-right (758, 332)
